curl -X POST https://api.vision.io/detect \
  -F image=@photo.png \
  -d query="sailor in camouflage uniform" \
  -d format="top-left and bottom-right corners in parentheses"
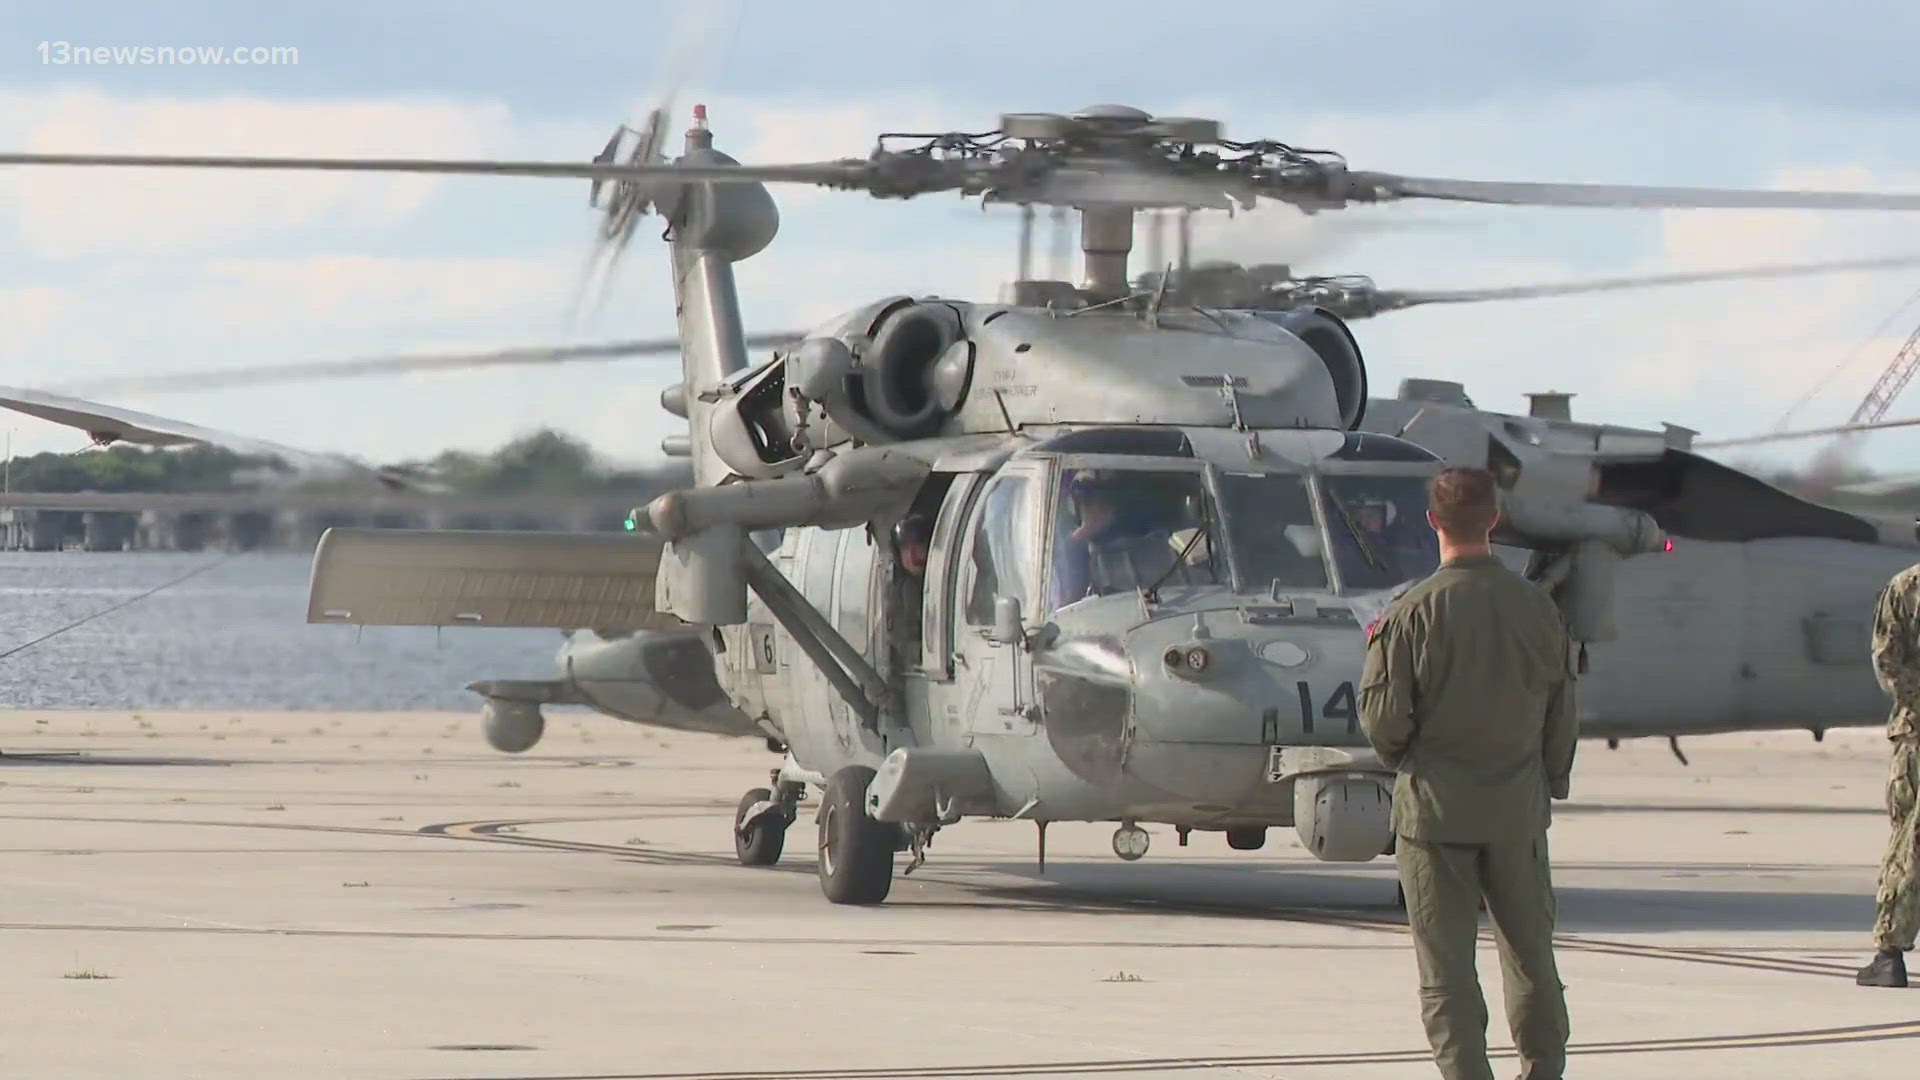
top-left (1860, 560), bottom-right (1920, 988)
top-left (1361, 466), bottom-right (1576, 1080)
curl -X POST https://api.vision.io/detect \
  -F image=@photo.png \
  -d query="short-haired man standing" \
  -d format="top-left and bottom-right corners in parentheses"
top-left (1359, 466), bottom-right (1578, 1080)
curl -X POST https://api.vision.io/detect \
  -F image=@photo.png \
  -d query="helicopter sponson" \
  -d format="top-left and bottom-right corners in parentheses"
top-left (684, 294), bottom-right (1368, 481)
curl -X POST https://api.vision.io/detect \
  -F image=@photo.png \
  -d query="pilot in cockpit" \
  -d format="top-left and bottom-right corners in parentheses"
top-left (1052, 470), bottom-right (1213, 607)
top-left (1335, 490), bottom-right (1439, 588)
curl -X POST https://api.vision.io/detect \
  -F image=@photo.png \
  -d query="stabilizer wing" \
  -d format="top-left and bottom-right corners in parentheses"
top-left (307, 528), bottom-right (674, 630)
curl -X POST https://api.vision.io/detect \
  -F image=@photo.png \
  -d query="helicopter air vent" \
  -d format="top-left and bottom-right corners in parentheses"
top-left (1000, 280), bottom-right (1083, 309)
top-left (1330, 432), bottom-right (1441, 463)
top-left (1526, 391), bottom-right (1574, 421)
top-left (1398, 378), bottom-right (1474, 408)
top-left (1030, 428), bottom-right (1195, 457)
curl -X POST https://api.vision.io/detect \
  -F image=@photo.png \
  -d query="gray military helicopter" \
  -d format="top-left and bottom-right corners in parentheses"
top-left (11, 103), bottom-right (1920, 906)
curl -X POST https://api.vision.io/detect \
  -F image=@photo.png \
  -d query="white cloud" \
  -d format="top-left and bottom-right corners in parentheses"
top-left (0, 89), bottom-right (517, 255)
top-left (174, 253), bottom-right (575, 329)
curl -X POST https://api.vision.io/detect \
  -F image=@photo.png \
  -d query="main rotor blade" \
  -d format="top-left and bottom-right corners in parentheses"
top-left (0, 385), bottom-right (435, 492)
top-left (1696, 414), bottom-right (1920, 450)
top-left (0, 151), bottom-right (864, 187)
top-left (1370, 252), bottom-right (1920, 314)
top-left (1359, 172), bottom-right (1920, 212)
top-left (60, 331), bottom-right (806, 396)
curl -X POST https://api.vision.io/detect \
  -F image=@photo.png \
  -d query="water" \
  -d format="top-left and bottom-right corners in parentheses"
top-left (0, 552), bottom-right (567, 709)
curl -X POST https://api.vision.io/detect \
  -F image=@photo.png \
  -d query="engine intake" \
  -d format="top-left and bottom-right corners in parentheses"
top-left (859, 301), bottom-right (969, 439)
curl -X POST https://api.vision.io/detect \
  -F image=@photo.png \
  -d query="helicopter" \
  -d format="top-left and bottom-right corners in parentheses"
top-left (15, 246), bottom-right (1920, 754)
top-left (11, 103), bottom-right (1920, 906)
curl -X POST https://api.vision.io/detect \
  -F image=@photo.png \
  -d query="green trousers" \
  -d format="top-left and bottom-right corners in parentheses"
top-left (1397, 832), bottom-right (1569, 1080)
top-left (1873, 737), bottom-right (1920, 952)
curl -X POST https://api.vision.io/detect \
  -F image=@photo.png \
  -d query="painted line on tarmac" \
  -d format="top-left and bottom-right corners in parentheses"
top-left (409, 1019), bottom-right (1920, 1079)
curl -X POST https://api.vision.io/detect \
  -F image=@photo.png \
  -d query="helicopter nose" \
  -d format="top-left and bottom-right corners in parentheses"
top-left (1119, 620), bottom-right (1369, 806)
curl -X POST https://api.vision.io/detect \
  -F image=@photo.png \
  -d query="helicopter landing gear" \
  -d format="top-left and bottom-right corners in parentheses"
top-left (733, 786), bottom-right (792, 867)
top-left (1112, 821), bottom-right (1150, 861)
top-left (817, 765), bottom-right (900, 904)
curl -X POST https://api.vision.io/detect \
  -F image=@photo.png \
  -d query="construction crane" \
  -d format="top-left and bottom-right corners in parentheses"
top-left (1847, 323), bottom-right (1920, 431)
top-left (1806, 322), bottom-right (1920, 486)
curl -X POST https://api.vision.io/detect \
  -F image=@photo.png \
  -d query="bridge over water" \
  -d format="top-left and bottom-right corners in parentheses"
top-left (0, 491), bottom-right (655, 551)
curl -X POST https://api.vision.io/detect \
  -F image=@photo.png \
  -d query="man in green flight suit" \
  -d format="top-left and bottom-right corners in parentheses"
top-left (1359, 466), bottom-right (1577, 1080)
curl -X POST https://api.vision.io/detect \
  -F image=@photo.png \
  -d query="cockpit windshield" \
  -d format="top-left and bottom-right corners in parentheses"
top-left (1049, 467), bottom-right (1221, 611)
top-left (1318, 475), bottom-right (1441, 593)
top-left (1043, 462), bottom-right (1440, 609)
top-left (1212, 472), bottom-right (1332, 594)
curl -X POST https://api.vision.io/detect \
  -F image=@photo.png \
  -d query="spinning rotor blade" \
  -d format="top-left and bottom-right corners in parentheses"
top-left (0, 386), bottom-right (438, 493)
top-left (60, 331), bottom-right (806, 396)
top-left (1365, 252), bottom-right (1920, 315)
top-left (0, 151), bottom-right (867, 188)
top-left (1695, 414), bottom-right (1920, 450)
top-left (1355, 172), bottom-right (1920, 212)
top-left (574, 0), bottom-right (745, 322)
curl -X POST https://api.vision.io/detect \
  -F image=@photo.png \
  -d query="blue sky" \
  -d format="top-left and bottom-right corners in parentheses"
top-left (2, 0), bottom-right (1920, 476)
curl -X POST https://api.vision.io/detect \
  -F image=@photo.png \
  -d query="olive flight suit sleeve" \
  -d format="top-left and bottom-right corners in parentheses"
top-left (1872, 579), bottom-right (1911, 702)
top-left (1359, 609), bottom-right (1418, 770)
top-left (1542, 618), bottom-right (1577, 801)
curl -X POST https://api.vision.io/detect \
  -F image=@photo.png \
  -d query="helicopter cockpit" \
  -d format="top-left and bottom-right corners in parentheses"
top-left (1007, 432), bottom-right (1442, 620)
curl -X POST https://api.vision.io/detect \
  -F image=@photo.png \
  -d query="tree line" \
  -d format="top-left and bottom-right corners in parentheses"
top-left (3, 428), bottom-right (691, 496)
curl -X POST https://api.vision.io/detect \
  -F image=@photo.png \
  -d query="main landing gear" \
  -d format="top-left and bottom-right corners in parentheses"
top-left (816, 765), bottom-right (906, 905)
top-left (731, 761), bottom-right (909, 905)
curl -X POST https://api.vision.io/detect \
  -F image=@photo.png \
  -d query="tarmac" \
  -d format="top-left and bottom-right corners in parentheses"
top-left (0, 710), bottom-right (1909, 1080)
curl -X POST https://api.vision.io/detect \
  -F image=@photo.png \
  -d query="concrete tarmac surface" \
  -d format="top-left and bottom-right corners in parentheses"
top-left (0, 710), bottom-right (1910, 1079)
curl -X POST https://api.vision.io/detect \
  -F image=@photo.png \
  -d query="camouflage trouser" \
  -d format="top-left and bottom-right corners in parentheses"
top-left (1873, 737), bottom-right (1920, 952)
top-left (1398, 832), bottom-right (1569, 1080)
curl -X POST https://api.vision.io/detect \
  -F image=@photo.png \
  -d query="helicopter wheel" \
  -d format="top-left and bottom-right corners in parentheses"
top-left (733, 787), bottom-right (787, 867)
top-left (816, 766), bottom-right (898, 905)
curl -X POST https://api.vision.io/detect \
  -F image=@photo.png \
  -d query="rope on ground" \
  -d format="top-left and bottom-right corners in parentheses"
top-left (0, 555), bottom-right (235, 663)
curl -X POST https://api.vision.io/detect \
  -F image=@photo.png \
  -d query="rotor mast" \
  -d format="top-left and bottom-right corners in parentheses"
top-left (1079, 206), bottom-right (1135, 300)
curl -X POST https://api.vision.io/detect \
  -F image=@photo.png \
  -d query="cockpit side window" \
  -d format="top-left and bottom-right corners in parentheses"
top-left (1048, 467), bottom-right (1219, 612)
top-left (963, 473), bottom-right (1035, 627)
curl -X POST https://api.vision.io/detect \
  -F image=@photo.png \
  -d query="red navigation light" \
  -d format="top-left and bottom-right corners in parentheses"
top-left (1664, 538), bottom-right (1674, 552)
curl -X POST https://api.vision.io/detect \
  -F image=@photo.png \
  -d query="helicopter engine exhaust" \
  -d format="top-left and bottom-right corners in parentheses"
top-left (858, 301), bottom-right (969, 440)
top-left (1257, 307), bottom-right (1368, 429)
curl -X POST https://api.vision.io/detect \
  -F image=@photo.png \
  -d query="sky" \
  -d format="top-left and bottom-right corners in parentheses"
top-left (3, 1), bottom-right (1920, 477)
